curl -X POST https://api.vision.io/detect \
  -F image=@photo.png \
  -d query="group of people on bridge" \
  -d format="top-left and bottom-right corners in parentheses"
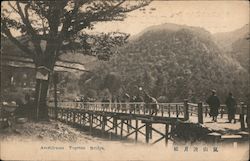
top-left (100, 91), bottom-right (159, 115)
top-left (206, 90), bottom-right (237, 123)
top-left (76, 89), bottom-right (240, 123)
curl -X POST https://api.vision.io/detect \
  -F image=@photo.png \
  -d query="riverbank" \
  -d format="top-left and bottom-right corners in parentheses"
top-left (0, 119), bottom-right (248, 161)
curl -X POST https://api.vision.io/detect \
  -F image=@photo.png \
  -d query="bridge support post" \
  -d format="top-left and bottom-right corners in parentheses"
top-left (102, 116), bottom-right (106, 137)
top-left (240, 102), bottom-right (245, 131)
top-left (149, 123), bottom-right (152, 139)
top-left (145, 123), bottom-right (149, 143)
top-left (83, 113), bottom-right (86, 125)
top-left (89, 113), bottom-right (93, 134)
top-left (165, 124), bottom-right (169, 146)
top-left (120, 119), bottom-right (124, 140)
top-left (184, 99), bottom-right (189, 121)
top-left (73, 111), bottom-right (76, 124)
top-left (135, 119), bottom-right (138, 142)
top-left (114, 117), bottom-right (118, 135)
top-left (198, 102), bottom-right (203, 124)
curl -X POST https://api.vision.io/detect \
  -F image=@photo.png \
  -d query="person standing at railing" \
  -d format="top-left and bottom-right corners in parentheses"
top-left (206, 90), bottom-right (220, 122)
top-left (121, 93), bottom-right (130, 112)
top-left (102, 97), bottom-right (109, 111)
top-left (225, 92), bottom-right (237, 123)
top-left (143, 91), bottom-right (158, 116)
top-left (135, 94), bottom-right (143, 112)
top-left (129, 96), bottom-right (137, 113)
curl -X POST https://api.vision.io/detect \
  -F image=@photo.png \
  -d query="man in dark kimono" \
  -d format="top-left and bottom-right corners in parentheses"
top-left (206, 90), bottom-right (220, 122)
top-left (225, 92), bottom-right (237, 123)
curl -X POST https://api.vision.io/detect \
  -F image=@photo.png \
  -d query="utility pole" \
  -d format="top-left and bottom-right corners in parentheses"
top-left (54, 72), bottom-right (58, 119)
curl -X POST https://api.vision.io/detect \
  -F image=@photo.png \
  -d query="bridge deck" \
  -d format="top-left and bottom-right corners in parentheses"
top-left (47, 101), bottom-right (248, 145)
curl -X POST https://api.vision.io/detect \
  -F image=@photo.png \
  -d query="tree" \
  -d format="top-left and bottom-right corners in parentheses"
top-left (1, 0), bottom-right (151, 120)
top-left (103, 72), bottom-right (122, 96)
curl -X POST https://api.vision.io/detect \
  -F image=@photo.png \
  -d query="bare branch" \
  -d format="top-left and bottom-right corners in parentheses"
top-left (64, 1), bottom-right (150, 37)
top-left (15, 2), bottom-right (45, 56)
top-left (1, 21), bottom-right (35, 60)
top-left (16, 2), bottom-right (36, 36)
top-left (8, 2), bottom-right (19, 13)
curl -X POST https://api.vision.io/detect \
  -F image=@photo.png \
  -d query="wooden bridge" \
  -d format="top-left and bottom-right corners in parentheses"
top-left (47, 101), bottom-right (249, 145)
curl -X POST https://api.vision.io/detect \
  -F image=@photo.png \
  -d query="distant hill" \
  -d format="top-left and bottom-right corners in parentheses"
top-left (213, 24), bottom-right (249, 70)
top-left (213, 24), bottom-right (249, 52)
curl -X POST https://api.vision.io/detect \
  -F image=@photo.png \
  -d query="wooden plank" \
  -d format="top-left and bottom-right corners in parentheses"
top-left (125, 130), bottom-right (136, 138)
top-left (151, 136), bottom-right (165, 145)
top-left (141, 120), bottom-right (174, 124)
top-left (93, 123), bottom-right (102, 129)
top-left (151, 127), bottom-right (165, 136)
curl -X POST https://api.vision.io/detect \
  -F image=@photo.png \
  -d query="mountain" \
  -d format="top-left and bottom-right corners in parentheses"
top-left (130, 23), bottom-right (212, 41)
top-left (213, 24), bottom-right (249, 52)
top-left (213, 24), bottom-right (249, 69)
top-left (95, 23), bottom-right (248, 102)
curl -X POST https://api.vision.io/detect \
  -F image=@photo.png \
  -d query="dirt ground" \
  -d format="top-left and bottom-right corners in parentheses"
top-left (0, 119), bottom-right (102, 143)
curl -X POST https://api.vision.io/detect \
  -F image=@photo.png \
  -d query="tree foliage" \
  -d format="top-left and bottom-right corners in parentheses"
top-left (1, 0), bottom-right (150, 67)
top-left (1, 0), bottom-right (151, 119)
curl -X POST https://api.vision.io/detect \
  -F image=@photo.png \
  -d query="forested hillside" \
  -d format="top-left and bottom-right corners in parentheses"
top-left (214, 24), bottom-right (249, 70)
top-left (84, 23), bottom-right (248, 102)
top-left (3, 24), bottom-right (248, 103)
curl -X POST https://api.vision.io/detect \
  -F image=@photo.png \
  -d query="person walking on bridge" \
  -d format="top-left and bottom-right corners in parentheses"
top-left (225, 92), bottom-right (237, 123)
top-left (206, 90), bottom-right (220, 122)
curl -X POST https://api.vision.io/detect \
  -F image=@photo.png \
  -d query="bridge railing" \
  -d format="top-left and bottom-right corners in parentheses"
top-left (47, 101), bottom-right (248, 126)
top-left (47, 101), bottom-right (186, 118)
top-left (185, 102), bottom-right (248, 124)
top-left (191, 103), bottom-right (245, 117)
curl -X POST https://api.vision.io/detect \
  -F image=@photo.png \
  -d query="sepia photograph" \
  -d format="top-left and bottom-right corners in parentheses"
top-left (0, 0), bottom-right (249, 160)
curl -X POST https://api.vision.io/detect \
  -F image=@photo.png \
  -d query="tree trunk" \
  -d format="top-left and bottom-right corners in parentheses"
top-left (34, 78), bottom-right (50, 120)
top-left (33, 38), bottom-right (61, 120)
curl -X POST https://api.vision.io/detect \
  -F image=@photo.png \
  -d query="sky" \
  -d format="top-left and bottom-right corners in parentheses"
top-left (3, 1), bottom-right (249, 37)
top-left (92, 1), bottom-right (249, 35)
